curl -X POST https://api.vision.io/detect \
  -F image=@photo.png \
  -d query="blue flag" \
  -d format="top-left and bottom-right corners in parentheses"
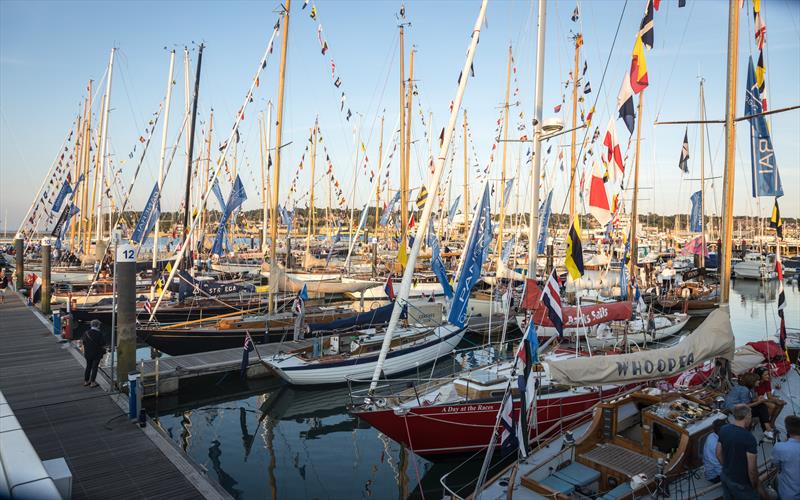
top-left (278, 204), bottom-right (294, 232)
top-left (427, 221), bottom-right (453, 299)
top-left (689, 191), bottom-right (702, 233)
top-left (501, 235), bottom-right (516, 264)
top-left (537, 190), bottom-right (553, 254)
top-left (132, 183), bottom-right (162, 244)
top-left (448, 183), bottom-right (492, 328)
top-left (212, 175), bottom-right (247, 256)
top-left (502, 178), bottom-right (515, 208)
top-left (380, 191), bottom-right (401, 225)
top-left (745, 57), bottom-right (783, 198)
top-left (448, 195), bottom-right (461, 223)
top-left (298, 283), bottom-right (309, 302)
top-left (51, 179), bottom-right (73, 213)
top-left (211, 177), bottom-right (226, 210)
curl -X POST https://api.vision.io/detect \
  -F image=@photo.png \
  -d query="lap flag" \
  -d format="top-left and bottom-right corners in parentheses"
top-left (777, 258), bottom-right (787, 355)
top-left (384, 274), bottom-right (395, 301)
top-left (565, 217), bottom-right (585, 280)
top-left (542, 269), bottom-right (564, 338)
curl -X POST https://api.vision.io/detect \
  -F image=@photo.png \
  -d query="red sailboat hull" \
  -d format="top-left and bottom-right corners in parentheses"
top-left (351, 385), bottom-right (630, 457)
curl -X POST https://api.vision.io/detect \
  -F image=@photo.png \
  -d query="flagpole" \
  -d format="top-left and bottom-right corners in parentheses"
top-left (263, 102), bottom-right (272, 255)
top-left (719, 0), bottom-right (740, 305)
top-left (369, 0), bottom-right (489, 393)
top-left (398, 22), bottom-right (408, 268)
top-left (699, 79), bottom-right (706, 268)
top-left (182, 43), bottom-right (204, 271)
top-left (462, 109), bottom-right (470, 235)
top-left (568, 35), bottom-right (581, 221)
top-left (628, 91), bottom-right (644, 299)
top-left (269, 0), bottom-right (291, 315)
top-left (497, 45), bottom-right (512, 257)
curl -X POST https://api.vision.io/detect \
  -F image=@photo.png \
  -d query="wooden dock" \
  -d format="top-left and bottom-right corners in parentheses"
top-left (0, 293), bottom-right (229, 500)
top-left (140, 336), bottom-right (317, 397)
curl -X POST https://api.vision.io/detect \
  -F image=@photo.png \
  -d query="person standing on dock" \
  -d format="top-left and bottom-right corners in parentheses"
top-left (716, 404), bottom-right (762, 500)
top-left (0, 272), bottom-right (7, 304)
top-left (82, 319), bottom-right (107, 388)
top-left (773, 415), bottom-right (800, 500)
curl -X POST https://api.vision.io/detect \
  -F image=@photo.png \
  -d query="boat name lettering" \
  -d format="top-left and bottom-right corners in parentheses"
top-left (442, 404), bottom-right (495, 413)
top-left (566, 306), bottom-right (608, 325)
top-left (615, 353), bottom-right (695, 377)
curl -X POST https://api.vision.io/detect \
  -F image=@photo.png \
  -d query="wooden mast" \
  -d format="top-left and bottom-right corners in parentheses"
top-left (305, 121), bottom-right (318, 257)
top-left (628, 91), bottom-right (644, 298)
top-left (462, 109), bottom-right (469, 233)
top-left (497, 44), bottom-right (512, 254)
top-left (269, 0), bottom-right (291, 314)
top-left (262, 102), bottom-right (272, 254)
top-left (152, 50), bottom-right (176, 294)
top-left (719, 0), bottom-right (740, 305)
top-left (398, 22), bottom-right (407, 267)
top-left (699, 79), bottom-right (706, 268)
top-left (182, 43), bottom-right (204, 270)
top-left (69, 97), bottom-right (87, 250)
top-left (405, 46), bottom-right (415, 242)
top-left (87, 91), bottom-right (106, 253)
top-left (375, 115), bottom-right (384, 237)
top-left (95, 47), bottom-right (115, 244)
top-left (569, 35), bottom-right (581, 220)
top-left (79, 81), bottom-right (92, 256)
top-left (202, 110), bottom-right (213, 246)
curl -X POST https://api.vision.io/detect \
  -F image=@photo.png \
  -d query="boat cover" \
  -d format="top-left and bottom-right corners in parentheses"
top-left (547, 309), bottom-right (735, 386)
top-left (307, 302), bottom-right (406, 333)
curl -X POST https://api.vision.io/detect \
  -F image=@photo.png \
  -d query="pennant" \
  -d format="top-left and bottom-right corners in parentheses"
top-left (630, 35), bottom-right (649, 94)
top-left (777, 257), bottom-right (787, 354)
top-left (499, 390), bottom-right (518, 456)
top-left (745, 57), bottom-right (782, 197)
top-left (770, 199), bottom-right (783, 239)
top-left (542, 269), bottom-right (564, 338)
top-left (571, 4), bottom-right (580, 22)
top-left (384, 274), bottom-right (395, 300)
top-left (447, 195), bottom-right (461, 223)
top-left (321, 41), bottom-right (328, 55)
top-left (582, 60), bottom-right (588, 76)
top-left (589, 161), bottom-right (611, 226)
top-left (640, 0), bottom-right (655, 49)
top-left (131, 183), bottom-right (162, 244)
top-left (212, 175), bottom-right (248, 256)
top-left (689, 191), bottom-right (702, 232)
top-left (754, 12), bottom-right (766, 50)
top-left (603, 117), bottom-right (624, 182)
top-left (616, 72), bottom-right (636, 134)
top-left (427, 221), bottom-right (454, 299)
top-left (679, 127), bottom-right (690, 173)
top-left (554, 104), bottom-right (562, 113)
top-left (756, 51), bottom-right (767, 110)
top-left (310, 5), bottom-right (317, 19)
top-left (565, 217), bottom-right (584, 280)
top-left (415, 186), bottom-right (428, 210)
top-left (583, 81), bottom-right (591, 94)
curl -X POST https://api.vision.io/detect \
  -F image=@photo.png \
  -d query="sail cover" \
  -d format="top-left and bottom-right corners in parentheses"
top-left (547, 309), bottom-right (735, 386)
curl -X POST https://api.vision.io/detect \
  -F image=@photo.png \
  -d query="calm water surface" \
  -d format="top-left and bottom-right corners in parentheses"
top-left (148, 277), bottom-right (800, 499)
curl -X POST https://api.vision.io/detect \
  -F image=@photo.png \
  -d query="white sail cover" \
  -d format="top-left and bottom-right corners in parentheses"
top-left (547, 309), bottom-right (735, 386)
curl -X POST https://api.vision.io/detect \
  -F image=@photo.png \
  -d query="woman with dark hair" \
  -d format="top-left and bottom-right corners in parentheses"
top-left (725, 372), bottom-right (775, 439)
top-left (753, 367), bottom-right (782, 424)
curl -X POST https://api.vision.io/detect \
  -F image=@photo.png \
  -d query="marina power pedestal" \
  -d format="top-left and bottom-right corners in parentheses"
top-left (128, 371), bottom-right (140, 421)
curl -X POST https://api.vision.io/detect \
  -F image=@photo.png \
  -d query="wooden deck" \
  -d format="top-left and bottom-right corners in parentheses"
top-left (0, 293), bottom-right (228, 500)
top-left (139, 335), bottom-right (317, 397)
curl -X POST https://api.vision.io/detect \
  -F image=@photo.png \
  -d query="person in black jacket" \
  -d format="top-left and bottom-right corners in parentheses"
top-left (82, 320), bottom-right (107, 387)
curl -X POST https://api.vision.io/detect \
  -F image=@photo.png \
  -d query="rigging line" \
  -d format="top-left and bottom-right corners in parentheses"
top-left (554, 0), bottom-right (629, 225)
top-left (116, 49), bottom-right (144, 136)
top-left (653, 0), bottom-right (697, 120)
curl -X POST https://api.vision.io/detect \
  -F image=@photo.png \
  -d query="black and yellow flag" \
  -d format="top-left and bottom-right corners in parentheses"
top-left (770, 199), bottom-right (783, 239)
top-left (565, 217), bottom-right (585, 280)
top-left (416, 186), bottom-right (428, 210)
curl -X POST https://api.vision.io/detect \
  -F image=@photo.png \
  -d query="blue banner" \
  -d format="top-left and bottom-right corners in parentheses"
top-left (745, 57), bottom-right (783, 198)
top-left (51, 179), bottom-right (73, 213)
top-left (427, 221), bottom-right (453, 299)
top-left (131, 183), bottom-right (161, 244)
top-left (278, 204), bottom-right (294, 232)
top-left (502, 178), bottom-right (515, 208)
top-left (448, 195), bottom-right (461, 223)
top-left (325, 223), bottom-right (343, 267)
top-left (537, 190), bottom-right (553, 254)
top-left (212, 175), bottom-right (247, 256)
top-left (380, 191), bottom-right (401, 225)
top-left (211, 177), bottom-right (226, 210)
top-left (501, 235), bottom-right (516, 264)
top-left (689, 191), bottom-right (702, 233)
top-left (448, 183), bottom-right (492, 327)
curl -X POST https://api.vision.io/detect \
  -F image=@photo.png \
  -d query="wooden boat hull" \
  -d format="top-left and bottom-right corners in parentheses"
top-left (351, 385), bottom-right (629, 457)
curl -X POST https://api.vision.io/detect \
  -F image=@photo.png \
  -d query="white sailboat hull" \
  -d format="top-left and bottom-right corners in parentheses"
top-left (264, 324), bottom-right (465, 385)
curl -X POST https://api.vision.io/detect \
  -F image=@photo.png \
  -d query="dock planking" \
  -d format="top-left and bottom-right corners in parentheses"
top-left (0, 293), bottom-right (227, 500)
top-left (140, 336), bottom-right (318, 397)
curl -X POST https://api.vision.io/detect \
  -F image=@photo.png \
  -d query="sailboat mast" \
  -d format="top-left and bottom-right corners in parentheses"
top-left (69, 98), bottom-right (87, 250)
top-left (201, 110), bottom-right (213, 243)
top-left (375, 115), bottom-right (384, 237)
top-left (262, 102), bottom-right (272, 254)
top-left (88, 92), bottom-right (106, 250)
top-left (404, 46), bottom-right (415, 250)
top-left (527, 0), bottom-right (547, 281)
top-left (398, 23), bottom-right (407, 264)
top-left (462, 109), bottom-right (469, 233)
top-left (152, 50), bottom-right (176, 295)
top-left (182, 44), bottom-right (204, 270)
top-left (95, 47), bottom-right (115, 244)
top-left (306, 121), bottom-right (318, 255)
top-left (370, 0), bottom-right (489, 392)
top-left (80, 80), bottom-right (93, 255)
top-left (699, 79), bottom-right (706, 268)
top-left (269, 0), bottom-right (291, 314)
top-left (498, 44), bottom-right (512, 253)
top-left (569, 35), bottom-right (580, 220)
top-left (719, 0), bottom-right (740, 305)
top-left (628, 92), bottom-right (645, 297)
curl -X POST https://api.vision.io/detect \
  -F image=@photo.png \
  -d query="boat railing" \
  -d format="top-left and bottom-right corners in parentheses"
top-left (345, 375), bottom-right (462, 409)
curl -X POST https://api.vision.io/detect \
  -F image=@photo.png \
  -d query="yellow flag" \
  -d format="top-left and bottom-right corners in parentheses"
top-left (165, 261), bottom-right (173, 273)
top-left (398, 239), bottom-right (408, 267)
top-left (565, 217), bottom-right (585, 280)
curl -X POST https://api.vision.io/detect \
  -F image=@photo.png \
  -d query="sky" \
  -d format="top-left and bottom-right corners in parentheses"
top-left (1, 0), bottom-right (798, 233)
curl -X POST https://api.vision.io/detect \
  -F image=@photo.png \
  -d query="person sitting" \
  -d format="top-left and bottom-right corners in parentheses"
top-left (724, 372), bottom-right (775, 440)
top-left (703, 418), bottom-right (725, 483)
top-left (773, 415), bottom-right (800, 500)
top-left (753, 367), bottom-right (782, 423)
